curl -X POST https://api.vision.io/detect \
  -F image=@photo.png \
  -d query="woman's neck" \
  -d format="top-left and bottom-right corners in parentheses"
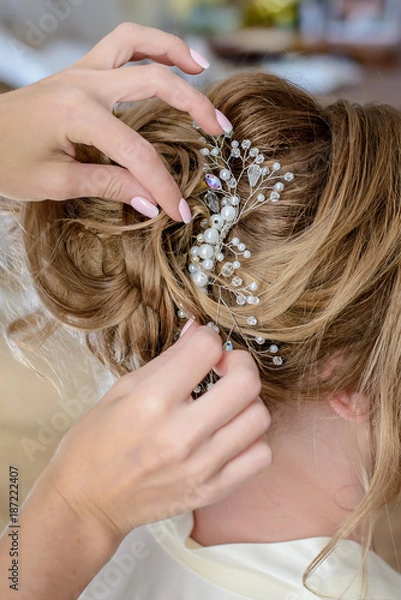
top-left (192, 401), bottom-right (367, 546)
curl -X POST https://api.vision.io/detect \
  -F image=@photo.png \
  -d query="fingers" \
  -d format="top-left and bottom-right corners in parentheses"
top-left (187, 349), bottom-right (262, 440)
top-left (76, 23), bottom-right (208, 74)
top-left (117, 326), bottom-right (224, 405)
top-left (66, 104), bottom-right (183, 220)
top-left (102, 65), bottom-right (229, 136)
top-left (204, 439), bottom-right (273, 504)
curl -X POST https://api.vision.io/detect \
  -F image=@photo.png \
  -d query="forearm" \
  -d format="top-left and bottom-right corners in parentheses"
top-left (0, 468), bottom-right (122, 600)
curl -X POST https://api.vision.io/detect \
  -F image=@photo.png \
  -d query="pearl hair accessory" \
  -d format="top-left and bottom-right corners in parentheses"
top-left (179, 124), bottom-right (295, 392)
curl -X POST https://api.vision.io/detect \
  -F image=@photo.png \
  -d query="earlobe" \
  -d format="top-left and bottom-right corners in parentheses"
top-left (329, 391), bottom-right (369, 422)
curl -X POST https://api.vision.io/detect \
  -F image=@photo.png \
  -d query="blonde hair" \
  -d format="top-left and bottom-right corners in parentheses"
top-left (4, 72), bottom-right (401, 593)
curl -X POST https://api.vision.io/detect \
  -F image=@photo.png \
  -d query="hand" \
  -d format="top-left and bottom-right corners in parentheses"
top-left (0, 23), bottom-right (231, 221)
top-left (44, 324), bottom-right (272, 539)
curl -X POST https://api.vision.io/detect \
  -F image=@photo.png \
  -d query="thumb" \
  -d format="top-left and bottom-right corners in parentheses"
top-left (63, 162), bottom-right (171, 220)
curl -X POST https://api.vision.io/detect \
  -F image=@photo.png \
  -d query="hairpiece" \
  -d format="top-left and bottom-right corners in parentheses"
top-left (179, 125), bottom-right (295, 394)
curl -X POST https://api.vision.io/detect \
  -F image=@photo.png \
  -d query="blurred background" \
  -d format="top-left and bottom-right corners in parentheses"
top-left (0, 0), bottom-right (400, 573)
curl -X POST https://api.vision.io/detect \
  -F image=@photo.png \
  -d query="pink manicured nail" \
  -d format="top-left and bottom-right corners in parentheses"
top-left (130, 197), bottom-right (159, 219)
top-left (180, 317), bottom-right (195, 338)
top-left (179, 198), bottom-right (192, 224)
top-left (215, 109), bottom-right (233, 134)
top-left (190, 48), bottom-right (210, 70)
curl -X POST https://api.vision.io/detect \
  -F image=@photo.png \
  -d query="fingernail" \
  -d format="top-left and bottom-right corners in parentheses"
top-left (190, 48), bottom-right (210, 70)
top-left (130, 197), bottom-right (159, 219)
top-left (215, 109), bottom-right (233, 134)
top-left (179, 198), bottom-right (192, 224)
top-left (180, 317), bottom-right (195, 338)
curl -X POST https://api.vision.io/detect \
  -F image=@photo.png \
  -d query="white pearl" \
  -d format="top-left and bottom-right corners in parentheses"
top-left (192, 271), bottom-right (209, 287)
top-left (203, 227), bottom-right (219, 244)
top-left (255, 336), bottom-right (265, 345)
top-left (275, 182), bottom-right (284, 192)
top-left (202, 258), bottom-right (214, 271)
top-left (231, 237), bottom-right (240, 246)
top-left (257, 193), bottom-right (265, 202)
top-left (273, 161), bottom-right (281, 170)
top-left (243, 250), bottom-right (251, 258)
top-left (188, 263), bottom-right (198, 274)
top-left (216, 252), bottom-right (224, 262)
top-left (249, 281), bottom-right (258, 291)
top-left (233, 261), bottom-right (241, 269)
top-left (238, 243), bottom-right (246, 251)
top-left (197, 233), bottom-right (204, 242)
top-left (190, 246), bottom-right (199, 257)
top-left (231, 196), bottom-right (240, 206)
top-left (221, 205), bottom-right (236, 222)
top-left (210, 214), bottom-right (224, 229)
top-left (198, 244), bottom-right (214, 259)
top-left (220, 168), bottom-right (231, 181)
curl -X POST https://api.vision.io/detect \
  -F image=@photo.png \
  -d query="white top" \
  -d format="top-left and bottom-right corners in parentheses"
top-left (79, 511), bottom-right (401, 600)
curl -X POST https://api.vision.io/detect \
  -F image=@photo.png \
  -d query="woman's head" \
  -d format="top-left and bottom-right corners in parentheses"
top-left (7, 72), bottom-right (401, 549)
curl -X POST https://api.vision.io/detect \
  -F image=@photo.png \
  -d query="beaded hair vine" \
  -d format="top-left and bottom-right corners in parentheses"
top-left (178, 124), bottom-right (295, 394)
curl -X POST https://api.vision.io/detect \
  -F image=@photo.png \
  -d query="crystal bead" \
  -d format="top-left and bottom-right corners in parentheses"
top-left (221, 262), bottom-right (234, 277)
top-left (241, 139), bottom-right (251, 149)
top-left (198, 244), bottom-right (214, 259)
top-left (192, 270), bottom-right (209, 287)
top-left (270, 191), bottom-right (280, 202)
top-left (255, 336), bottom-right (265, 345)
top-left (257, 193), bottom-right (265, 202)
top-left (284, 172), bottom-right (294, 181)
top-left (221, 205), bottom-right (236, 222)
top-left (203, 227), bottom-right (219, 244)
top-left (247, 295), bottom-right (260, 305)
top-left (204, 191), bottom-right (220, 212)
top-left (256, 154), bottom-right (264, 164)
top-left (249, 147), bottom-right (259, 157)
top-left (232, 148), bottom-right (241, 158)
top-left (273, 356), bottom-right (283, 366)
top-left (262, 166), bottom-right (270, 175)
top-left (232, 276), bottom-right (243, 287)
top-left (205, 173), bottom-right (222, 189)
top-left (231, 196), bottom-right (240, 206)
top-left (232, 261), bottom-right (241, 269)
top-left (222, 199), bottom-right (227, 205)
top-left (247, 164), bottom-right (261, 187)
top-left (274, 182), bottom-right (284, 192)
top-left (236, 294), bottom-right (246, 305)
top-left (231, 140), bottom-right (239, 148)
top-left (269, 344), bottom-right (279, 354)
top-left (238, 243), bottom-right (246, 251)
top-left (223, 340), bottom-right (234, 351)
top-left (243, 250), bottom-right (251, 259)
top-left (272, 161), bottom-right (281, 171)
top-left (247, 316), bottom-right (257, 326)
top-left (220, 168), bottom-right (231, 181)
top-left (228, 178), bottom-right (237, 188)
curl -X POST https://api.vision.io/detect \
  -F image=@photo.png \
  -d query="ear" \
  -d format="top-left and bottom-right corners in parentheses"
top-left (329, 391), bottom-right (369, 423)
